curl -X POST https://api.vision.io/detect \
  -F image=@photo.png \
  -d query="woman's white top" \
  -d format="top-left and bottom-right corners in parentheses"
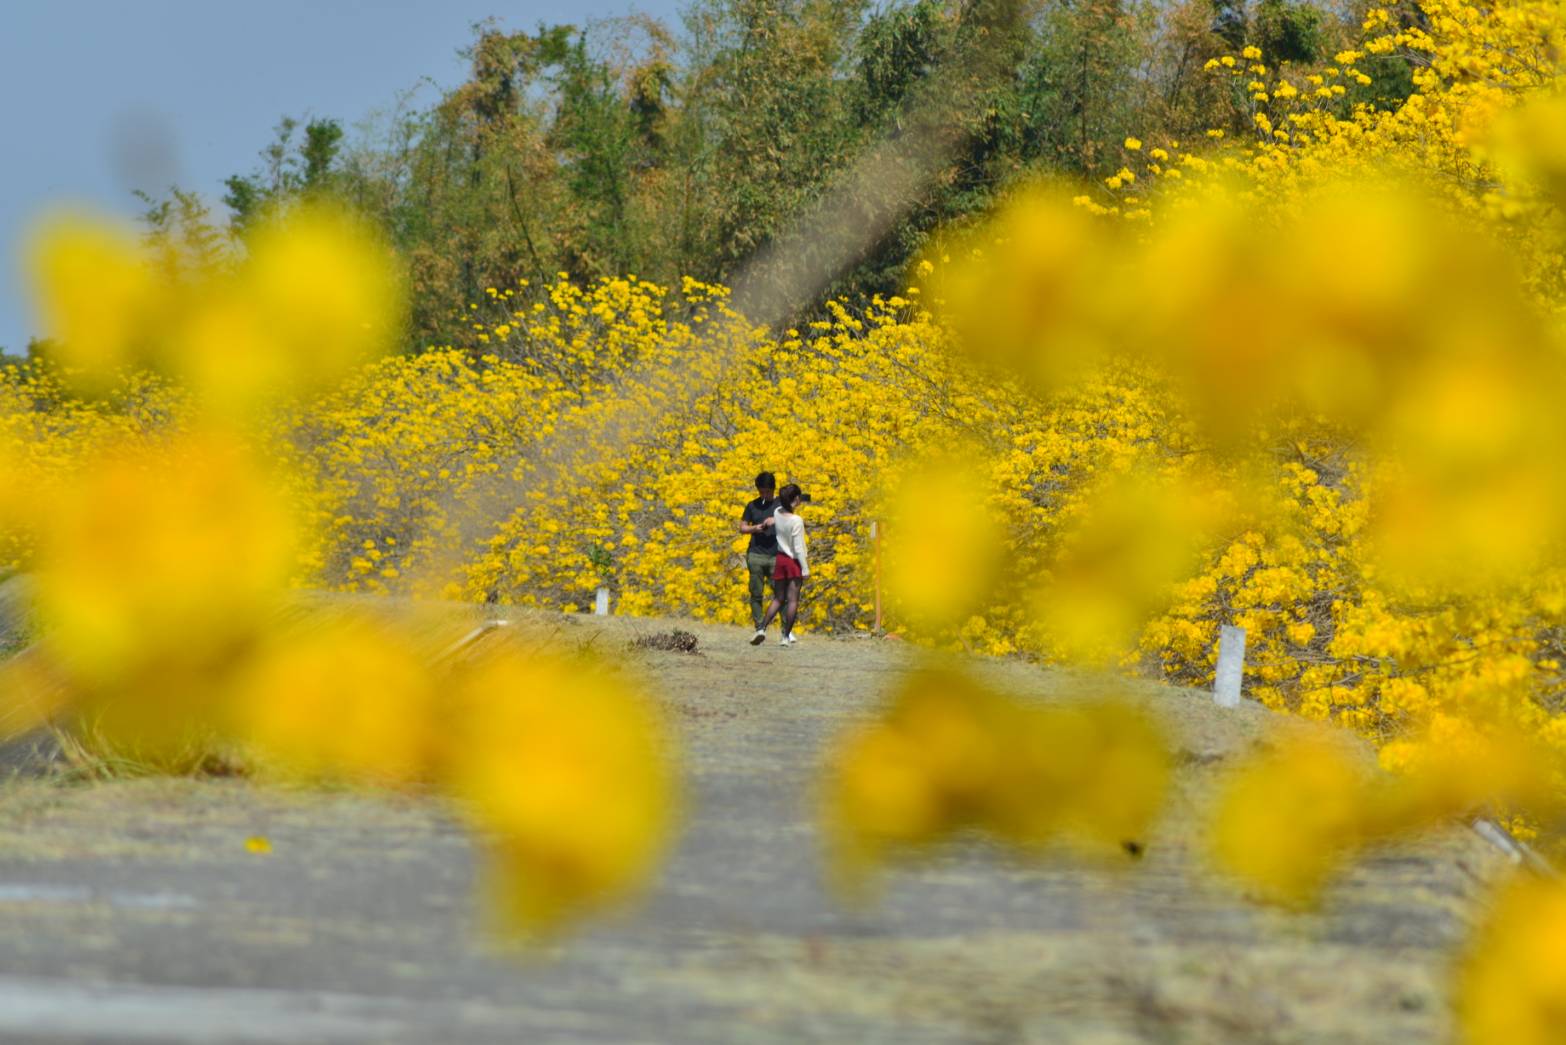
top-left (773, 511), bottom-right (809, 576)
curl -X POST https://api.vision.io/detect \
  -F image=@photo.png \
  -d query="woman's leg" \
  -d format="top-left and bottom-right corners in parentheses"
top-left (758, 581), bottom-right (784, 630)
top-left (781, 578), bottom-right (801, 637)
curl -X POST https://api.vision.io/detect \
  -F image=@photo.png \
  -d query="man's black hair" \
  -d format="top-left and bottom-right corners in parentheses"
top-left (755, 471), bottom-right (776, 492)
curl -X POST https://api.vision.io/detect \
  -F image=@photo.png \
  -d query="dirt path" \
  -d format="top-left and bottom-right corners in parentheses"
top-left (0, 610), bottom-right (1509, 1042)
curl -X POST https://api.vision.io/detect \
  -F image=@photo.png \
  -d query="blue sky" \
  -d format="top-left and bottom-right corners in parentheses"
top-left (0, 0), bottom-right (683, 355)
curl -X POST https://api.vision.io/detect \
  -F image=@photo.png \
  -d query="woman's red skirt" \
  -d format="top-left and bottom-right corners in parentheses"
top-left (774, 553), bottom-right (803, 580)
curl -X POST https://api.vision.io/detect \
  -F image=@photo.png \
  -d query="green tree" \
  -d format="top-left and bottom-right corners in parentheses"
top-left (176, 0), bottom-right (1390, 349)
top-left (551, 28), bottom-right (663, 277)
top-left (1018, 0), bottom-right (1151, 176)
top-left (136, 186), bottom-right (230, 277)
top-left (681, 0), bottom-right (865, 275)
top-left (1253, 0), bottom-right (1326, 64)
top-left (1211, 0), bottom-right (1246, 49)
top-left (222, 116), bottom-right (347, 231)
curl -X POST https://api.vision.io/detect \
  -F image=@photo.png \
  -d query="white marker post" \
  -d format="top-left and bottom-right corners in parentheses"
top-left (1214, 624), bottom-right (1246, 708)
top-left (594, 586), bottom-right (611, 616)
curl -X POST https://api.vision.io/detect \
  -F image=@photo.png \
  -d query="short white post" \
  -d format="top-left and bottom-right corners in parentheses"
top-left (594, 586), bottom-right (611, 616)
top-left (1214, 624), bottom-right (1246, 708)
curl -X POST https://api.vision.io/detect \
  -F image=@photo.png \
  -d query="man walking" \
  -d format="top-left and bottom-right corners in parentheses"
top-left (740, 471), bottom-right (779, 645)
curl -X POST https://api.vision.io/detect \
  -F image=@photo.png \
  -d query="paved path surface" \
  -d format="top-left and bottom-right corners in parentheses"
top-left (0, 610), bottom-right (1511, 1042)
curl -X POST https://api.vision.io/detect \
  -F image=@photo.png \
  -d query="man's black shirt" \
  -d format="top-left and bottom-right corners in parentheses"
top-left (742, 496), bottom-right (780, 555)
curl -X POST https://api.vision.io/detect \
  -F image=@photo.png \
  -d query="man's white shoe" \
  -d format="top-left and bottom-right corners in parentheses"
top-left (750, 629), bottom-right (766, 646)
top-left (786, 632), bottom-right (798, 645)
top-left (779, 636), bottom-right (790, 647)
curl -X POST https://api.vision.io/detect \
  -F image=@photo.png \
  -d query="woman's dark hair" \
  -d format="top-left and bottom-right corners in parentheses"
top-left (778, 483), bottom-right (803, 509)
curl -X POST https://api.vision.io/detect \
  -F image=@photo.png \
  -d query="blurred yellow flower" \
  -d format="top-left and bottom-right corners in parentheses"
top-left (206, 202), bottom-right (406, 403)
top-left (1034, 467), bottom-right (1230, 667)
top-left (25, 213), bottom-right (165, 383)
top-left (922, 188), bottom-right (1112, 392)
top-left (880, 458), bottom-right (1008, 635)
top-left (33, 432), bottom-right (295, 691)
top-left (235, 614), bottom-right (437, 785)
top-left (823, 666), bottom-right (1167, 891)
top-left (448, 651), bottom-right (678, 934)
top-left (1457, 874), bottom-right (1566, 1045)
top-left (1208, 733), bottom-right (1370, 907)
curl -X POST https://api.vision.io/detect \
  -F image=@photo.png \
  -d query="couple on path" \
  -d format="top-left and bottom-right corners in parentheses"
top-left (740, 471), bottom-right (809, 647)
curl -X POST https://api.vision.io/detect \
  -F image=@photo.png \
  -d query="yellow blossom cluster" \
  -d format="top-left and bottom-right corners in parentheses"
top-left (929, 0), bottom-right (1566, 1024)
top-left (4, 205), bottom-right (679, 935)
top-left (284, 274), bottom-right (1179, 655)
top-left (821, 665), bottom-right (1169, 890)
top-left (931, 0), bottom-right (1566, 859)
top-left (1456, 873), bottom-right (1566, 1045)
top-left (1209, 728), bottom-right (1556, 906)
top-left (0, 363), bottom-right (179, 574)
top-left (25, 204), bottom-right (403, 411)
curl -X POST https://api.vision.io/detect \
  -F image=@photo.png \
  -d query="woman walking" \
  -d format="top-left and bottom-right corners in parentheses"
top-left (754, 484), bottom-right (809, 647)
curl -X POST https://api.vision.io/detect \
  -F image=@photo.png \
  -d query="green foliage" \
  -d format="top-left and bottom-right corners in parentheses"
top-left (853, 0), bottom-right (947, 125)
top-left (1253, 0), bottom-right (1327, 64)
top-left (587, 541), bottom-right (617, 582)
top-left (222, 116), bottom-right (347, 231)
top-left (1211, 0), bottom-right (1247, 48)
top-left (684, 0), bottom-right (865, 273)
top-left (1022, 0), bottom-right (1152, 175)
top-left (300, 119), bottom-right (346, 187)
top-left (131, 0), bottom-right (1375, 346)
top-left (1356, 50), bottom-right (1417, 110)
top-left (136, 187), bottom-right (229, 277)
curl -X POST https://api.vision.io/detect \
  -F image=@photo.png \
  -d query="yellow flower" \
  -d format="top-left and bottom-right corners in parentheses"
top-left (214, 201), bottom-right (406, 401)
top-left (33, 432), bottom-right (295, 699)
top-left (881, 459), bottom-right (1008, 632)
top-left (235, 615), bottom-right (437, 785)
top-left (823, 666), bottom-right (1168, 890)
top-left (1457, 876), bottom-right (1566, 1045)
top-left (448, 651), bottom-right (677, 934)
top-left (1209, 735), bottom-right (1369, 907)
top-left (24, 212), bottom-right (165, 383)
